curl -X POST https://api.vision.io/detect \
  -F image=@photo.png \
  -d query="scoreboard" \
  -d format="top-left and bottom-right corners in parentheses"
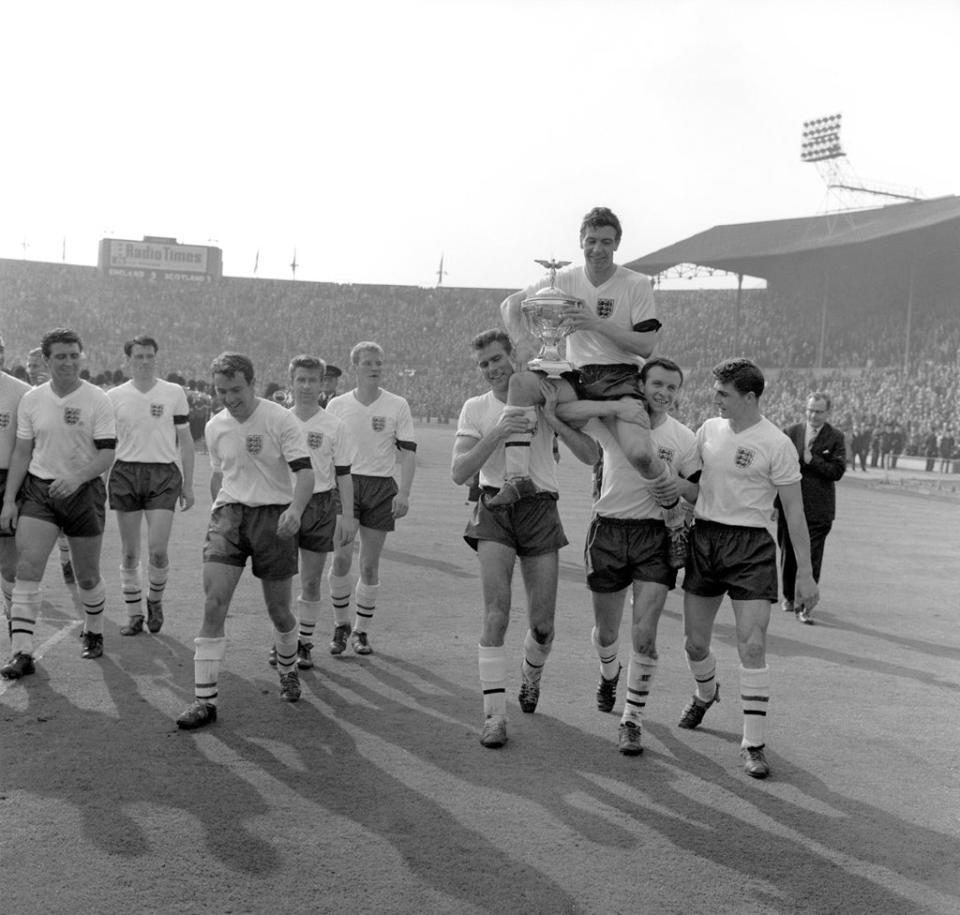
top-left (98, 236), bottom-right (223, 282)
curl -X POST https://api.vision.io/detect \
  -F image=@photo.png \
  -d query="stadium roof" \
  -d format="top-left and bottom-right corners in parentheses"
top-left (625, 195), bottom-right (960, 280)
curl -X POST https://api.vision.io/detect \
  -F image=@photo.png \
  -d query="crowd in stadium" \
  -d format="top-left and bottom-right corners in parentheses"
top-left (2, 258), bottom-right (958, 464)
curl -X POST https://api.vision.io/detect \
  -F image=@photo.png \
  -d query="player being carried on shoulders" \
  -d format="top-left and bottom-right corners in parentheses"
top-left (497, 205), bottom-right (687, 564)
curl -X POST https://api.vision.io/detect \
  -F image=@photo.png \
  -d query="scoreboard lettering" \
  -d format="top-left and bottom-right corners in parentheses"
top-left (99, 237), bottom-right (222, 282)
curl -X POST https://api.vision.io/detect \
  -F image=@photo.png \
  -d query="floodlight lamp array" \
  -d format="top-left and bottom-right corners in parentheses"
top-left (800, 113), bottom-right (844, 162)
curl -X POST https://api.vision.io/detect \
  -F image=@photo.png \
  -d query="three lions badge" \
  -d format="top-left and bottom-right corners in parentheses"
top-left (596, 298), bottom-right (615, 319)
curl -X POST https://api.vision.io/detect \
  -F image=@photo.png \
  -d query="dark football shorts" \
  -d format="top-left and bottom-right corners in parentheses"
top-left (464, 489), bottom-right (567, 556)
top-left (352, 475), bottom-right (398, 532)
top-left (203, 503), bottom-right (298, 580)
top-left (298, 489), bottom-right (338, 553)
top-left (108, 460), bottom-right (182, 512)
top-left (569, 364), bottom-right (644, 401)
top-left (584, 515), bottom-right (676, 592)
top-left (18, 473), bottom-right (106, 538)
top-left (683, 519), bottom-right (779, 602)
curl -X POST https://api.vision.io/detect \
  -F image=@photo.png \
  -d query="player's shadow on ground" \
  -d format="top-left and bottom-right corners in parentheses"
top-left (2, 628), bottom-right (282, 875)
top-left (808, 612), bottom-right (960, 661)
top-left (168, 661), bottom-right (582, 912)
top-left (767, 624), bottom-right (960, 694)
top-left (313, 652), bottom-right (959, 915)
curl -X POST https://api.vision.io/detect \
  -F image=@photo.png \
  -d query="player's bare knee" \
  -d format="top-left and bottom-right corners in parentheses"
top-left (76, 572), bottom-right (101, 592)
top-left (148, 550), bottom-right (169, 569)
top-left (507, 370), bottom-right (542, 406)
top-left (529, 622), bottom-right (554, 645)
top-left (684, 637), bottom-right (709, 662)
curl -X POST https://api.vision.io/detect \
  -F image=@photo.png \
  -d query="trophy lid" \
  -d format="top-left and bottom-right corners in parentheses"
top-left (521, 259), bottom-right (581, 309)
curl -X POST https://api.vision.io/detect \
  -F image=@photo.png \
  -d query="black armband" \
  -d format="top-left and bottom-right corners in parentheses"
top-left (173, 414), bottom-right (189, 425)
top-left (632, 318), bottom-right (662, 333)
top-left (94, 439), bottom-right (117, 451)
top-left (335, 464), bottom-right (351, 476)
top-left (686, 470), bottom-right (702, 484)
top-left (396, 440), bottom-right (417, 452)
top-left (288, 457), bottom-right (312, 472)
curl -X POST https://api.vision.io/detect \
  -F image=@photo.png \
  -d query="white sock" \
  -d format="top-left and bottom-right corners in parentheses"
top-left (194, 637), bottom-right (227, 705)
top-left (147, 563), bottom-right (168, 604)
top-left (521, 628), bottom-right (553, 684)
top-left (274, 624), bottom-right (299, 674)
top-left (591, 626), bottom-right (620, 680)
top-left (9, 581), bottom-right (41, 656)
top-left (687, 652), bottom-right (718, 703)
top-left (80, 581), bottom-right (106, 635)
top-left (740, 665), bottom-right (770, 748)
top-left (297, 596), bottom-right (322, 642)
top-left (120, 564), bottom-right (143, 619)
top-left (622, 651), bottom-right (657, 724)
top-left (478, 644), bottom-right (507, 717)
top-left (354, 581), bottom-right (379, 633)
top-left (328, 572), bottom-right (352, 625)
top-left (503, 406), bottom-right (537, 479)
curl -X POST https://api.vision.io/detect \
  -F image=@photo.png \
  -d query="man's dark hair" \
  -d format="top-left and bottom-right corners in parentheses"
top-left (41, 328), bottom-right (83, 358)
top-left (580, 206), bottom-right (622, 243)
top-left (712, 357), bottom-right (765, 398)
top-left (211, 352), bottom-right (255, 385)
top-left (471, 329), bottom-right (513, 354)
top-left (124, 335), bottom-right (159, 357)
top-left (289, 355), bottom-right (326, 378)
top-left (641, 356), bottom-right (684, 386)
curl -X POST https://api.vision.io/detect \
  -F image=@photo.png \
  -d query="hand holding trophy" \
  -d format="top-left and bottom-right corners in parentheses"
top-left (520, 259), bottom-right (583, 378)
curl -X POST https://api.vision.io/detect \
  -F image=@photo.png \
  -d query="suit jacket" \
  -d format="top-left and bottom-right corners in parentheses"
top-left (780, 421), bottom-right (846, 524)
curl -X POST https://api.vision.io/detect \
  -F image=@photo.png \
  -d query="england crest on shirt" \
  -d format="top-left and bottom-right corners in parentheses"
top-left (308, 431), bottom-right (324, 449)
top-left (64, 407), bottom-right (81, 425)
top-left (657, 446), bottom-right (675, 465)
top-left (596, 298), bottom-right (615, 318)
top-left (150, 403), bottom-right (164, 418)
top-left (0, 412), bottom-right (9, 430)
top-left (371, 416), bottom-right (386, 432)
top-left (246, 434), bottom-right (263, 455)
top-left (735, 447), bottom-right (755, 469)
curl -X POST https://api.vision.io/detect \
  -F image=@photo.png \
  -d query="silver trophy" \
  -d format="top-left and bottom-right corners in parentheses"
top-left (520, 259), bottom-right (583, 377)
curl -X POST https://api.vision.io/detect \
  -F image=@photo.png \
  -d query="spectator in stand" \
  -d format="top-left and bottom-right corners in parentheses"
top-left (939, 428), bottom-right (956, 473)
top-left (923, 428), bottom-right (940, 472)
top-left (887, 422), bottom-right (904, 470)
top-left (850, 423), bottom-right (871, 472)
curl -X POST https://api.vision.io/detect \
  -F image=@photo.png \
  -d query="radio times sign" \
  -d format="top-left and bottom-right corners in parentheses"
top-left (99, 237), bottom-right (222, 282)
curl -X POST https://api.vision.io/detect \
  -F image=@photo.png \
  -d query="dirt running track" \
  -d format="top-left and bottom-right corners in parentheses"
top-left (2, 423), bottom-right (958, 914)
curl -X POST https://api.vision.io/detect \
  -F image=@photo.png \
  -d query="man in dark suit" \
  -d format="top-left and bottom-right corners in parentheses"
top-left (776, 392), bottom-right (846, 624)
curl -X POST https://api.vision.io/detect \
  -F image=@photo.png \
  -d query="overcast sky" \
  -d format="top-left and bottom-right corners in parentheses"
top-left (2, 0), bottom-right (957, 289)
